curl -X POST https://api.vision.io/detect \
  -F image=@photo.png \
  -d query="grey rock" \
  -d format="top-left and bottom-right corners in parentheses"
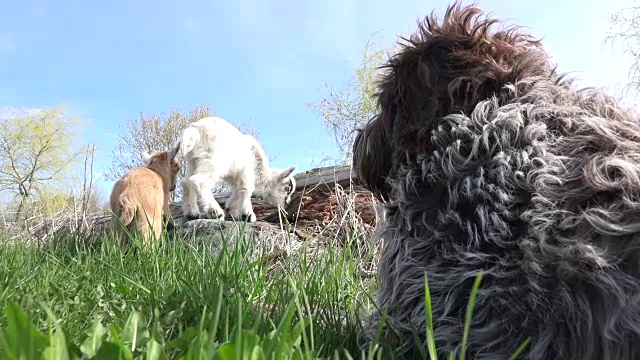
top-left (174, 219), bottom-right (301, 260)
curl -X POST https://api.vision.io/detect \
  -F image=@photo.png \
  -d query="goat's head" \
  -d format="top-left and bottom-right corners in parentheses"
top-left (262, 165), bottom-right (297, 208)
top-left (353, 1), bottom-right (555, 202)
top-left (142, 143), bottom-right (182, 192)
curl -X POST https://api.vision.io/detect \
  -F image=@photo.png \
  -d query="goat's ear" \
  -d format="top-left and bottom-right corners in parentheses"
top-left (141, 152), bottom-right (152, 165)
top-left (169, 141), bottom-right (180, 160)
top-left (279, 165), bottom-right (297, 180)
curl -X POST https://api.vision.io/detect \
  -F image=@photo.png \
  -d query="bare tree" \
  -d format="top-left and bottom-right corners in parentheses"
top-left (105, 104), bottom-right (261, 197)
top-left (605, 3), bottom-right (640, 100)
top-left (0, 104), bottom-right (86, 223)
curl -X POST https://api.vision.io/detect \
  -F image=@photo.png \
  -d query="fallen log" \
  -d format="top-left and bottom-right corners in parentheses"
top-left (169, 165), bottom-right (379, 226)
top-left (18, 166), bottom-right (378, 246)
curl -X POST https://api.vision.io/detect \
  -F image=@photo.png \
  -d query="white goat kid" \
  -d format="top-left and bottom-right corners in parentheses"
top-left (177, 116), bottom-right (297, 222)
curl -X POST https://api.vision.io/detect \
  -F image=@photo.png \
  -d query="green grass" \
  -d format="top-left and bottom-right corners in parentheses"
top-left (0, 226), bottom-right (531, 359)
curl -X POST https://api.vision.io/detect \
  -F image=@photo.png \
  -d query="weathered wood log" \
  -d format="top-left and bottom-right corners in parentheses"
top-left (19, 166), bottom-right (375, 246)
top-left (169, 165), bottom-right (378, 226)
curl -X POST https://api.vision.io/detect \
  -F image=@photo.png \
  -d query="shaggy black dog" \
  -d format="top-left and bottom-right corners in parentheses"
top-left (353, 2), bottom-right (640, 359)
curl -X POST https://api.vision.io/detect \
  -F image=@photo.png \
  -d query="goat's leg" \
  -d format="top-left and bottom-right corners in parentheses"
top-left (187, 174), bottom-right (224, 220)
top-left (225, 172), bottom-right (256, 222)
top-left (202, 190), bottom-right (225, 220)
top-left (162, 196), bottom-right (175, 232)
top-left (135, 207), bottom-right (155, 246)
top-left (181, 178), bottom-right (201, 221)
top-left (181, 157), bottom-right (200, 220)
top-left (226, 189), bottom-right (256, 222)
top-left (224, 191), bottom-right (239, 219)
top-left (111, 214), bottom-right (129, 247)
top-left (151, 215), bottom-right (163, 248)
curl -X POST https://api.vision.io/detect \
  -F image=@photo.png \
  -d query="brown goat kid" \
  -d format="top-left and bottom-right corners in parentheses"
top-left (109, 145), bottom-right (181, 246)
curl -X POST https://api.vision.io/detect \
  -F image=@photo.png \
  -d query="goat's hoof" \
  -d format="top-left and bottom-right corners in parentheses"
top-left (239, 213), bottom-right (257, 223)
top-left (184, 213), bottom-right (200, 221)
top-left (204, 208), bottom-right (224, 220)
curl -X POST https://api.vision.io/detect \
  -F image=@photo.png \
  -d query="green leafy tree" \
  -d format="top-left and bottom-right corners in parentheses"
top-left (105, 104), bottom-right (261, 197)
top-left (0, 104), bottom-right (86, 222)
top-left (308, 35), bottom-right (392, 165)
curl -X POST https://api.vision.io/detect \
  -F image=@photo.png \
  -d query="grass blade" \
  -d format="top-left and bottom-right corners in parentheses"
top-left (460, 272), bottom-right (484, 360)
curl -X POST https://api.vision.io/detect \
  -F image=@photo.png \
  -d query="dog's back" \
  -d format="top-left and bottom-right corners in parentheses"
top-left (352, 2), bottom-right (640, 359)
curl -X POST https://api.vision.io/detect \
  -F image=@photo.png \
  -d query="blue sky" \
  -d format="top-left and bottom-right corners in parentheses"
top-left (0, 0), bottom-right (636, 198)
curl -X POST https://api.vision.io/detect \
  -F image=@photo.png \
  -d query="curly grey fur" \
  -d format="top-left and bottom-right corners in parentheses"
top-left (354, 2), bottom-right (640, 359)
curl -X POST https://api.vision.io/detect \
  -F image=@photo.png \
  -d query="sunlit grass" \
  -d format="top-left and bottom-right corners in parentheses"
top-left (0, 227), bottom-right (530, 359)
